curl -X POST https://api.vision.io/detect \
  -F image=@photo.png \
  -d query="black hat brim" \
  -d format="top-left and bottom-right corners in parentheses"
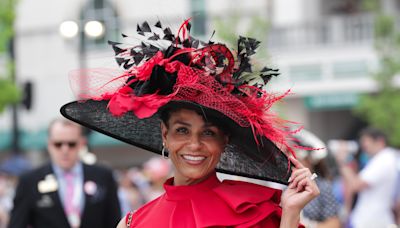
top-left (61, 100), bottom-right (293, 185)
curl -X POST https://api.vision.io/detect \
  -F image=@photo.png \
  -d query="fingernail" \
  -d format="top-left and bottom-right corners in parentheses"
top-left (288, 177), bottom-right (292, 182)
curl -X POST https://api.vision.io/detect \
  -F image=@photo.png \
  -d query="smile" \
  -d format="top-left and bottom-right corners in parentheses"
top-left (182, 155), bottom-right (206, 164)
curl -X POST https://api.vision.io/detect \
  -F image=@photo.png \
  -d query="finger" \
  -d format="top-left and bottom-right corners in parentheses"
top-left (288, 168), bottom-right (309, 184)
top-left (288, 168), bottom-right (310, 183)
top-left (302, 179), bottom-right (320, 197)
top-left (296, 178), bottom-right (309, 192)
top-left (289, 156), bottom-right (305, 169)
top-left (290, 172), bottom-right (309, 189)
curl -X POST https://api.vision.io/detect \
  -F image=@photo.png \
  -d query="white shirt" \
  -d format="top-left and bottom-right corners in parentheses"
top-left (351, 147), bottom-right (398, 228)
top-left (52, 163), bottom-right (85, 213)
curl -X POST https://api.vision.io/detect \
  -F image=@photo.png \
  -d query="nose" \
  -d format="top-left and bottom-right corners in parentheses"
top-left (60, 144), bottom-right (71, 153)
top-left (187, 134), bottom-right (202, 150)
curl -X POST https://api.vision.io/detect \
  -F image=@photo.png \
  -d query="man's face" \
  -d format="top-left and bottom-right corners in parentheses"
top-left (359, 135), bottom-right (382, 156)
top-left (47, 121), bottom-right (85, 171)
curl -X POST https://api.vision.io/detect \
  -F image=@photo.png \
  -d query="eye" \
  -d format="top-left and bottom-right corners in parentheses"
top-left (176, 127), bottom-right (189, 134)
top-left (203, 129), bottom-right (216, 136)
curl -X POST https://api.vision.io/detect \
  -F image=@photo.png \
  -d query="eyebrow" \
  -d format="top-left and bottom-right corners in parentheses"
top-left (171, 120), bottom-right (217, 128)
top-left (172, 120), bottom-right (191, 126)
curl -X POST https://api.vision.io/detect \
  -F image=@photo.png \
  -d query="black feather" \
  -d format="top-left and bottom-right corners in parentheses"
top-left (131, 65), bottom-right (177, 96)
top-left (163, 27), bottom-right (174, 41)
top-left (148, 33), bottom-right (160, 40)
top-left (115, 57), bottom-right (128, 66)
top-left (110, 45), bottom-right (125, 55)
top-left (155, 21), bottom-right (162, 28)
top-left (163, 27), bottom-right (172, 35)
top-left (133, 54), bottom-right (144, 65)
top-left (141, 21), bottom-right (151, 32)
top-left (182, 39), bottom-right (191, 48)
top-left (136, 24), bottom-right (142, 33)
top-left (209, 30), bottom-right (216, 41)
top-left (163, 34), bottom-right (175, 41)
top-left (123, 62), bottom-right (134, 69)
top-left (108, 40), bottom-right (121, 46)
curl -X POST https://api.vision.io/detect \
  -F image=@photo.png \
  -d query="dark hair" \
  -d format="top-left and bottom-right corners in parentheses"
top-left (359, 127), bottom-right (387, 144)
top-left (159, 102), bottom-right (231, 135)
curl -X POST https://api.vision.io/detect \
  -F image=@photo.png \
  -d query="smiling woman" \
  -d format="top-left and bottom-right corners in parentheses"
top-left (61, 19), bottom-right (320, 227)
top-left (161, 108), bottom-right (228, 186)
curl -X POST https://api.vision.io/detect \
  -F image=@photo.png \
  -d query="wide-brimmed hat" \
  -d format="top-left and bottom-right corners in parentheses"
top-left (61, 19), bottom-right (299, 184)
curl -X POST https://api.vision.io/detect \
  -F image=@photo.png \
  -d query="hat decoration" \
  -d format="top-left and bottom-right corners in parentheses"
top-left (63, 19), bottom-right (303, 184)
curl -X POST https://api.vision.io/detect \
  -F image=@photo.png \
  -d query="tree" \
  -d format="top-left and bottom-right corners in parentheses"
top-left (354, 0), bottom-right (400, 146)
top-left (0, 0), bottom-right (21, 113)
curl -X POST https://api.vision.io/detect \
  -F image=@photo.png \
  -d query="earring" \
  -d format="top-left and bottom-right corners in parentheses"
top-left (161, 142), bottom-right (169, 159)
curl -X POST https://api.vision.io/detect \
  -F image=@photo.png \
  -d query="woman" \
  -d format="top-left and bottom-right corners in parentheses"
top-left (61, 20), bottom-right (320, 227)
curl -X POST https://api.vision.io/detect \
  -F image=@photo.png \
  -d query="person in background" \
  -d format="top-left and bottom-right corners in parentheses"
top-left (392, 152), bottom-right (400, 226)
top-left (334, 127), bottom-right (398, 228)
top-left (117, 168), bottom-right (145, 215)
top-left (9, 118), bottom-right (121, 228)
top-left (295, 130), bottom-right (341, 228)
top-left (0, 173), bottom-right (13, 228)
top-left (0, 156), bottom-right (31, 228)
top-left (141, 156), bottom-right (172, 202)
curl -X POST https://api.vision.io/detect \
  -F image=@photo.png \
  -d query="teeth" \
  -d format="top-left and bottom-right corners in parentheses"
top-left (182, 155), bottom-right (206, 161)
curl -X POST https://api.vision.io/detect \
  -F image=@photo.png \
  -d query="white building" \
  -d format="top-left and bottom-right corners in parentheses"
top-left (1, 0), bottom-right (398, 167)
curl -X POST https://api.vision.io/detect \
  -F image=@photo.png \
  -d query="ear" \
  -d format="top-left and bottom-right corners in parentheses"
top-left (160, 122), bottom-right (168, 143)
top-left (223, 135), bottom-right (229, 146)
top-left (80, 137), bottom-right (88, 146)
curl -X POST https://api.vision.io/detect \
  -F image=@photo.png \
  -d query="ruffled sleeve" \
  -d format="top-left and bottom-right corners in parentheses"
top-left (188, 179), bottom-right (284, 227)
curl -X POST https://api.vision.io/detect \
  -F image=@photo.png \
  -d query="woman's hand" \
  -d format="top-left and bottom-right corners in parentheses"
top-left (281, 156), bottom-right (320, 213)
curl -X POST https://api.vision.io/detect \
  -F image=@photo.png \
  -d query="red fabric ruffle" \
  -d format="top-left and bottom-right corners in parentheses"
top-left (127, 173), bottom-right (303, 228)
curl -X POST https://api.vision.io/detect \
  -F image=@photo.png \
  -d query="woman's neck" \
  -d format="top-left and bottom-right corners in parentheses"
top-left (173, 172), bottom-right (215, 186)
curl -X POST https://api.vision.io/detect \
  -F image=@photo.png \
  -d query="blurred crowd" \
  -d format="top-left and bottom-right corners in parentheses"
top-left (0, 127), bottom-right (399, 228)
top-left (116, 157), bottom-right (173, 216)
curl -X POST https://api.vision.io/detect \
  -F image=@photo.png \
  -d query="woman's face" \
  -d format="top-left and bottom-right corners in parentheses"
top-left (161, 109), bottom-right (228, 186)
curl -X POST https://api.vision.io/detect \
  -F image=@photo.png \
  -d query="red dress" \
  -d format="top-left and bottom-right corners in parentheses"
top-left (125, 172), bottom-right (300, 227)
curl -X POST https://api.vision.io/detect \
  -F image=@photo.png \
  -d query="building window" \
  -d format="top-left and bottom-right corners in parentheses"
top-left (333, 60), bottom-right (369, 78)
top-left (81, 0), bottom-right (119, 49)
top-left (289, 64), bottom-right (322, 82)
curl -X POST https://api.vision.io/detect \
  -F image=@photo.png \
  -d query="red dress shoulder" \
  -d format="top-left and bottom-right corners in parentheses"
top-left (125, 173), bottom-right (301, 227)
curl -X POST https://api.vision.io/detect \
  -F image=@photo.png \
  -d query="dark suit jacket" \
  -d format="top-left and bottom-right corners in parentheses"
top-left (9, 163), bottom-right (121, 228)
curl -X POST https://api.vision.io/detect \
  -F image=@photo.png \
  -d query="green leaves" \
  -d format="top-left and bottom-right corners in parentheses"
top-left (0, 0), bottom-right (17, 53)
top-left (0, 0), bottom-right (21, 113)
top-left (355, 91), bottom-right (400, 146)
top-left (0, 78), bottom-right (20, 112)
top-left (354, 2), bottom-right (400, 147)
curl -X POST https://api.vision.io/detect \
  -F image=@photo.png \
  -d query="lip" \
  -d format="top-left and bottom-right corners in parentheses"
top-left (181, 154), bottom-right (207, 165)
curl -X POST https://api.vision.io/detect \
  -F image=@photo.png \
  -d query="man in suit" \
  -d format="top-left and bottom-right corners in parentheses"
top-left (9, 118), bottom-right (121, 228)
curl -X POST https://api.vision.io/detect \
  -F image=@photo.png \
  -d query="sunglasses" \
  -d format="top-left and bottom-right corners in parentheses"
top-left (52, 141), bottom-right (78, 149)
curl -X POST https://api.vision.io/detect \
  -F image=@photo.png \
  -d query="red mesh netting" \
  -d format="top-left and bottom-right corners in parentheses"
top-left (172, 65), bottom-right (293, 154)
top-left (69, 59), bottom-right (295, 156)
